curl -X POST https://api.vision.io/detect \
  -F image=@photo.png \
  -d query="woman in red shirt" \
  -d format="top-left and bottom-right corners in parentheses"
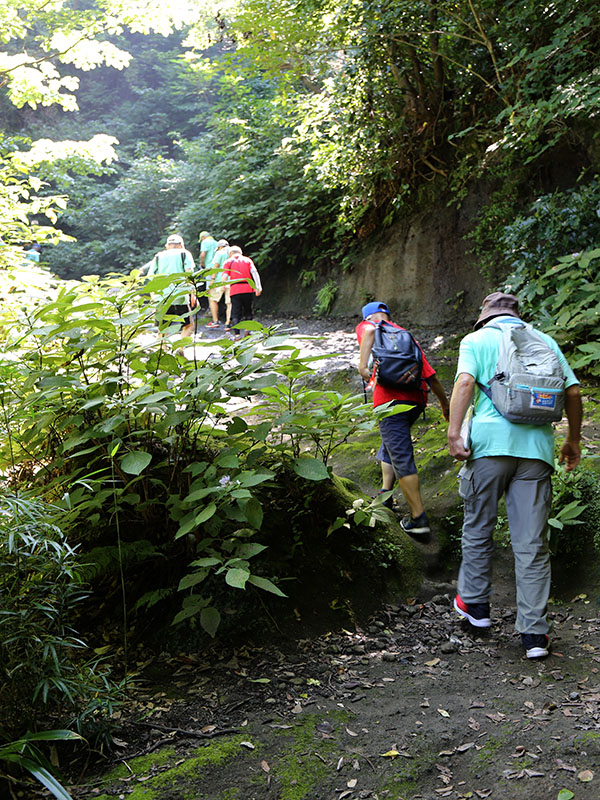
top-left (223, 246), bottom-right (263, 340)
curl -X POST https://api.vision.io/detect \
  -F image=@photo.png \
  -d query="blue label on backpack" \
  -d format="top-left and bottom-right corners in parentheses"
top-left (530, 390), bottom-right (556, 410)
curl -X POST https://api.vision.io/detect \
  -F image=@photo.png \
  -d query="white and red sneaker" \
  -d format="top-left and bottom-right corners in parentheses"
top-left (454, 594), bottom-right (491, 628)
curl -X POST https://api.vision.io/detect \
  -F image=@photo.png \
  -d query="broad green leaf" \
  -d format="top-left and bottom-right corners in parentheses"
top-left (215, 453), bottom-right (239, 468)
top-left (172, 595), bottom-right (208, 625)
top-left (195, 503), bottom-right (217, 524)
top-left (293, 457), bottom-right (329, 481)
top-left (248, 575), bottom-right (287, 597)
top-left (557, 791), bottom-right (575, 800)
top-left (80, 397), bottom-right (105, 410)
top-left (175, 512), bottom-right (197, 539)
top-left (190, 557), bottom-right (221, 568)
top-left (185, 486), bottom-right (219, 503)
top-left (236, 469), bottom-right (274, 487)
top-left (178, 570), bottom-right (208, 591)
top-left (252, 421), bottom-right (272, 441)
top-left (225, 567), bottom-right (249, 589)
top-left (235, 320), bottom-right (263, 331)
top-left (200, 607), bottom-right (221, 638)
top-left (120, 451), bottom-right (152, 475)
top-left (137, 391), bottom-right (173, 404)
top-left (327, 517), bottom-right (347, 536)
top-left (236, 542), bottom-right (267, 559)
top-left (227, 417), bottom-right (248, 434)
top-left (240, 497), bottom-right (263, 529)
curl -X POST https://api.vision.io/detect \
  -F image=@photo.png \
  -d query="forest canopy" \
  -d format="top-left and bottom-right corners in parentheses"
top-left (1, 1), bottom-right (599, 284)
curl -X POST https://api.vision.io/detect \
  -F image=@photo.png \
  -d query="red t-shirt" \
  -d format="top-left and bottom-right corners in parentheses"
top-left (355, 320), bottom-right (435, 407)
top-left (223, 255), bottom-right (257, 296)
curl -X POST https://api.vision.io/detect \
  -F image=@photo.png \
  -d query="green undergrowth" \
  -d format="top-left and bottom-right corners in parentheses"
top-left (263, 711), bottom-right (352, 800)
top-left (94, 735), bottom-right (251, 799)
top-left (92, 711), bottom-right (358, 800)
top-left (154, 471), bottom-right (424, 649)
top-left (380, 731), bottom-right (440, 799)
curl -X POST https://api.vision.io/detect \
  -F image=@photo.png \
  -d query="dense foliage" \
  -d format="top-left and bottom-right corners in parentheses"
top-left (4, 1), bottom-right (600, 292)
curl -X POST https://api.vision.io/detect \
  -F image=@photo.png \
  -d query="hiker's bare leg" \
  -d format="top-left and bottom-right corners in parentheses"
top-left (381, 461), bottom-right (395, 491)
top-left (398, 473), bottom-right (424, 518)
top-left (181, 322), bottom-right (195, 339)
top-left (209, 299), bottom-right (219, 323)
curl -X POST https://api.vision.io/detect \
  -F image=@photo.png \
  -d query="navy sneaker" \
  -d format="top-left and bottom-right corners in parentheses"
top-left (522, 633), bottom-right (550, 659)
top-left (454, 594), bottom-right (491, 628)
top-left (400, 511), bottom-right (430, 536)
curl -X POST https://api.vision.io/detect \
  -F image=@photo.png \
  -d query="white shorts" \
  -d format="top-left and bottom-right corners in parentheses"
top-left (208, 285), bottom-right (231, 304)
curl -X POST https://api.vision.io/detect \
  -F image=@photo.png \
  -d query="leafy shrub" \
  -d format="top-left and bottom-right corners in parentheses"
top-left (505, 248), bottom-right (600, 376)
top-left (0, 271), bottom-right (379, 639)
top-left (0, 495), bottom-right (117, 735)
top-left (313, 279), bottom-right (338, 316)
top-left (501, 182), bottom-right (600, 289)
top-left (495, 184), bottom-right (600, 374)
top-left (0, 729), bottom-right (82, 800)
top-left (548, 460), bottom-right (600, 560)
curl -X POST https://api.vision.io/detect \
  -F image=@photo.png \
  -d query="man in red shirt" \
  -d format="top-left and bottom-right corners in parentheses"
top-left (223, 246), bottom-right (263, 340)
top-left (357, 301), bottom-right (449, 536)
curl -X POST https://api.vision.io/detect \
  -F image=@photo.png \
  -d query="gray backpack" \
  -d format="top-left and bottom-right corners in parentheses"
top-left (477, 321), bottom-right (565, 425)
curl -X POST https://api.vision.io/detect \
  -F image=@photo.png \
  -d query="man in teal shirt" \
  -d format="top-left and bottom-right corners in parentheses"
top-left (448, 292), bottom-right (582, 659)
top-left (199, 231), bottom-right (218, 271)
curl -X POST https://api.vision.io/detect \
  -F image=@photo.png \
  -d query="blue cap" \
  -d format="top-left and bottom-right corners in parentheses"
top-left (361, 301), bottom-right (390, 319)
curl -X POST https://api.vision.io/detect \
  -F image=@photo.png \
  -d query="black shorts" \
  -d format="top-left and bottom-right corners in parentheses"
top-left (377, 403), bottom-right (423, 477)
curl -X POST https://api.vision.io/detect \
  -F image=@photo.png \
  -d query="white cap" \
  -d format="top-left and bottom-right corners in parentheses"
top-left (166, 234), bottom-right (184, 246)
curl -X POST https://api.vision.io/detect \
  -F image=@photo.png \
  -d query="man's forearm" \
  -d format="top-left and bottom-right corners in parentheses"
top-left (448, 374), bottom-right (475, 437)
top-left (564, 384), bottom-right (582, 442)
top-left (427, 375), bottom-right (449, 417)
top-left (447, 374), bottom-right (475, 460)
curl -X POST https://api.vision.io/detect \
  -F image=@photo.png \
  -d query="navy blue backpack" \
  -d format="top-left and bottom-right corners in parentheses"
top-left (372, 321), bottom-right (423, 388)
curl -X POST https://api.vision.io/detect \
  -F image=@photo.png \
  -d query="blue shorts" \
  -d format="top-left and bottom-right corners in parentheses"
top-left (377, 403), bottom-right (423, 478)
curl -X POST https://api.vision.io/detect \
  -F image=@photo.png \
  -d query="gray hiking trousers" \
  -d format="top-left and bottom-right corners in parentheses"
top-left (457, 456), bottom-right (553, 634)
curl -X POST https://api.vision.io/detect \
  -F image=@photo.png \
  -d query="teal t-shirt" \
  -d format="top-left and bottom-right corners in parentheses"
top-left (456, 316), bottom-right (579, 466)
top-left (207, 247), bottom-right (229, 287)
top-left (148, 248), bottom-right (195, 304)
top-left (201, 236), bottom-right (218, 270)
top-left (213, 247), bottom-right (229, 281)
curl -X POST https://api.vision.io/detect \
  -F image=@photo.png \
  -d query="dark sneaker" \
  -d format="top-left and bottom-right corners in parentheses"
top-left (522, 633), bottom-right (550, 659)
top-left (454, 594), bottom-right (491, 628)
top-left (376, 490), bottom-right (394, 510)
top-left (206, 321), bottom-right (220, 328)
top-left (400, 511), bottom-right (430, 536)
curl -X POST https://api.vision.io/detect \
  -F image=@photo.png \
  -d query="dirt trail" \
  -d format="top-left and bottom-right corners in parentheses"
top-left (72, 317), bottom-right (600, 800)
top-left (79, 549), bottom-right (600, 800)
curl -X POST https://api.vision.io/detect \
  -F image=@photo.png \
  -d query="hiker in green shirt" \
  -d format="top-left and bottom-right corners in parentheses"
top-left (199, 231), bottom-right (218, 271)
top-left (147, 233), bottom-right (196, 338)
